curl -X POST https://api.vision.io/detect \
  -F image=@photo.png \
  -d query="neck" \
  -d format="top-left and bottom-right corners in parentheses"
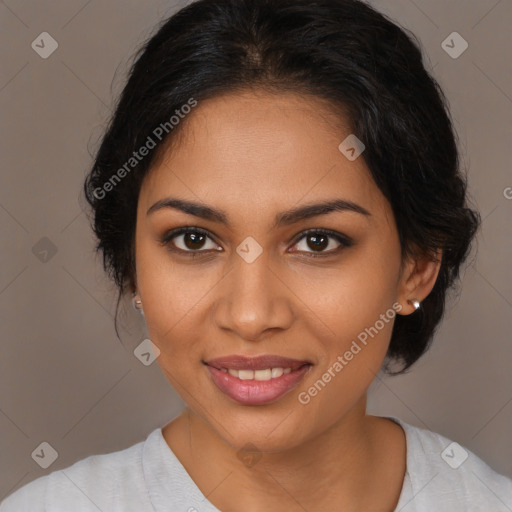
top-left (162, 396), bottom-right (405, 511)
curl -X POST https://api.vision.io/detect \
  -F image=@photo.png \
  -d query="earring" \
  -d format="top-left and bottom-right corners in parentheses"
top-left (408, 299), bottom-right (421, 310)
top-left (132, 292), bottom-right (144, 314)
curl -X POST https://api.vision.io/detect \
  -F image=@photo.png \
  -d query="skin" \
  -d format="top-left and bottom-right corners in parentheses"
top-left (132, 89), bottom-right (442, 511)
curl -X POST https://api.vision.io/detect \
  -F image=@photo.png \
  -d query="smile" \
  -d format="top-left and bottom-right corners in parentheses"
top-left (205, 362), bottom-right (312, 405)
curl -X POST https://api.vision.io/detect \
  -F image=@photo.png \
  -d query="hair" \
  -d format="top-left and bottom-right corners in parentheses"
top-left (82, 0), bottom-right (480, 375)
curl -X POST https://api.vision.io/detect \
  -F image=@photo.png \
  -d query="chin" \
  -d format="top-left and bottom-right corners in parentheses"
top-left (209, 410), bottom-right (309, 454)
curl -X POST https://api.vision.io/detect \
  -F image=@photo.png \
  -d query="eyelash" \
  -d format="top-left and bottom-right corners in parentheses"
top-left (159, 227), bottom-right (353, 259)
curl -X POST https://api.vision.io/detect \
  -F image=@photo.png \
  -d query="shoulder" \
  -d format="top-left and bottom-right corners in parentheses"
top-left (389, 416), bottom-right (512, 512)
top-left (0, 429), bottom-right (158, 512)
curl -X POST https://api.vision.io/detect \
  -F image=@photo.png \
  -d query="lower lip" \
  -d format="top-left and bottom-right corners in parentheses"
top-left (205, 364), bottom-right (312, 405)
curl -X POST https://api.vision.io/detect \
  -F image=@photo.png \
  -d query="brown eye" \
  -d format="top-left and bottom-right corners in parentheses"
top-left (305, 233), bottom-right (330, 251)
top-left (181, 232), bottom-right (207, 250)
top-left (161, 227), bottom-right (221, 256)
top-left (291, 229), bottom-right (352, 257)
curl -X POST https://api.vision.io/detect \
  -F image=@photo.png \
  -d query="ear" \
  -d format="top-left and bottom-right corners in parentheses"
top-left (396, 247), bottom-right (442, 315)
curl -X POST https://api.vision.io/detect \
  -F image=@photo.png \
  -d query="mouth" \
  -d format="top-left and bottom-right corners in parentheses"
top-left (203, 355), bottom-right (313, 405)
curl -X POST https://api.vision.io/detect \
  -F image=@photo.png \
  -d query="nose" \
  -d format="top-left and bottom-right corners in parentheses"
top-left (212, 253), bottom-right (294, 341)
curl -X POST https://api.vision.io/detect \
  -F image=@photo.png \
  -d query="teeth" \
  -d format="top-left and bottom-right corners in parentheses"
top-left (239, 369), bottom-right (254, 380)
top-left (271, 368), bottom-right (283, 378)
top-left (224, 367), bottom-right (296, 381)
top-left (255, 369), bottom-right (272, 380)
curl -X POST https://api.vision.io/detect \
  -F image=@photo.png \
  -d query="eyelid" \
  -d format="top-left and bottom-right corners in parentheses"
top-left (160, 226), bottom-right (221, 253)
top-left (289, 228), bottom-right (353, 257)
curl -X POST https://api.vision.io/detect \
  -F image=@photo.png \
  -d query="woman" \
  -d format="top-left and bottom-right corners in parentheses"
top-left (2, 0), bottom-right (511, 510)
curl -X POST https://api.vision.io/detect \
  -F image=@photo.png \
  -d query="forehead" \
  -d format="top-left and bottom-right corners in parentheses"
top-left (139, 90), bottom-right (389, 225)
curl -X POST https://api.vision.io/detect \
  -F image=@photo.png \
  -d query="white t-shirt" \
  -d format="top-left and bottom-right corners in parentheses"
top-left (1, 416), bottom-right (511, 511)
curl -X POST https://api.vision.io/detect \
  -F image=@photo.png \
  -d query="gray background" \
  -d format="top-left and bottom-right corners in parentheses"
top-left (1, 0), bottom-right (511, 500)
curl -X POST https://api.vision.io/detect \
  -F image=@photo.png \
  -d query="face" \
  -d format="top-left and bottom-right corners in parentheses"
top-left (134, 90), bottom-right (420, 452)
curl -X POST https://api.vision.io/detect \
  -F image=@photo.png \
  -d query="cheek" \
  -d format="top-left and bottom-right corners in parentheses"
top-left (305, 247), bottom-right (400, 343)
top-left (296, 238), bottom-right (401, 394)
top-left (297, 286), bottom-right (399, 428)
top-left (134, 238), bottom-right (208, 362)
top-left (136, 231), bottom-right (212, 323)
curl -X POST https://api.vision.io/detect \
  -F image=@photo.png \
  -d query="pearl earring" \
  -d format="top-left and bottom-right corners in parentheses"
top-left (408, 299), bottom-right (421, 310)
top-left (132, 292), bottom-right (143, 314)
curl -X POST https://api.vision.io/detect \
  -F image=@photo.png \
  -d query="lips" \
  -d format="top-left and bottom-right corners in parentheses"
top-left (203, 354), bottom-right (312, 371)
top-left (203, 354), bottom-right (313, 405)
top-left (205, 361), bottom-right (312, 405)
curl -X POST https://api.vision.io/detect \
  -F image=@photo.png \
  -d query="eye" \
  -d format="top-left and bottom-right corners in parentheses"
top-left (160, 227), bottom-right (221, 257)
top-left (160, 227), bottom-right (353, 259)
top-left (290, 229), bottom-right (352, 258)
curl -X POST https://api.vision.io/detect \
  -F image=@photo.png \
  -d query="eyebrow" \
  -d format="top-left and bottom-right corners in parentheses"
top-left (146, 197), bottom-right (371, 228)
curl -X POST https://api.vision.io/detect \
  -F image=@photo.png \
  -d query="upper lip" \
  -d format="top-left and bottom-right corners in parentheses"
top-left (204, 355), bottom-right (312, 371)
